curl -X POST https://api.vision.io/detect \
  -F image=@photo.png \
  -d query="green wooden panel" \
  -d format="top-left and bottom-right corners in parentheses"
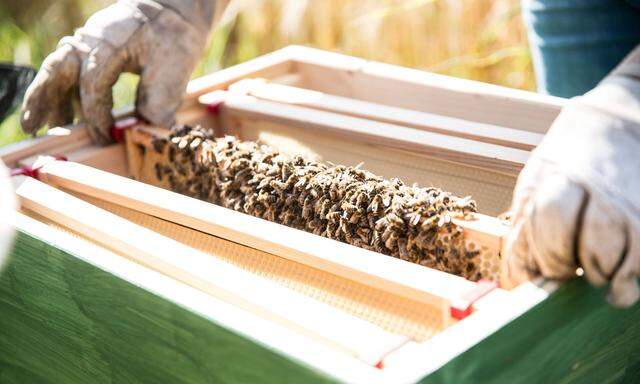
top-left (422, 279), bottom-right (640, 384)
top-left (0, 231), bottom-right (337, 384)
top-left (7, 228), bottom-right (638, 384)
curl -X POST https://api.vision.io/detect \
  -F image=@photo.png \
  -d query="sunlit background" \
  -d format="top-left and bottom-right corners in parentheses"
top-left (0, 0), bottom-right (534, 146)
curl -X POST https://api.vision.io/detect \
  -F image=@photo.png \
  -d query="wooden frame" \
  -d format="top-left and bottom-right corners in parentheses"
top-left (227, 78), bottom-right (544, 151)
top-left (11, 151), bottom-right (553, 382)
top-left (285, 46), bottom-right (565, 134)
top-left (184, 46), bottom-right (565, 134)
top-left (183, 47), bottom-right (558, 216)
top-left (208, 91), bottom-right (529, 176)
top-left (0, 125), bottom-right (91, 168)
top-left (33, 155), bottom-right (478, 312)
top-left (3, 45), bottom-right (562, 170)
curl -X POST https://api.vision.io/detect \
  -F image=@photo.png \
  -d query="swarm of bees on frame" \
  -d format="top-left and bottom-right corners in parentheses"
top-left (149, 125), bottom-right (488, 280)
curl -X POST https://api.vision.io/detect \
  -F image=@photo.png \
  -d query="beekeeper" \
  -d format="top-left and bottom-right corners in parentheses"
top-left (4, 0), bottom-right (640, 306)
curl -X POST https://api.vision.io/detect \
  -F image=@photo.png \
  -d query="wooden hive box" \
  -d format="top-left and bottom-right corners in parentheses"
top-left (1, 46), bottom-right (639, 384)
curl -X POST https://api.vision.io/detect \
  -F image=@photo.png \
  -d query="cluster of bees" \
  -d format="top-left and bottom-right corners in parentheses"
top-left (150, 125), bottom-right (487, 280)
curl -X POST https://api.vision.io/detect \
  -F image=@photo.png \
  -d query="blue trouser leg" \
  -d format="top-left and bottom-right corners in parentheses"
top-left (522, 0), bottom-right (640, 98)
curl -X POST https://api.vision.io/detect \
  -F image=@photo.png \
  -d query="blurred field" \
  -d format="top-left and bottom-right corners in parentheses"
top-left (0, 0), bottom-right (534, 147)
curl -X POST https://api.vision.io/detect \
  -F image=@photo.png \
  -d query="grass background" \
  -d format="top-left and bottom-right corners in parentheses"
top-left (0, 0), bottom-right (534, 147)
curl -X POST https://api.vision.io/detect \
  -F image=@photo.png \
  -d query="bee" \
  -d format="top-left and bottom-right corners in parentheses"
top-left (397, 240), bottom-right (410, 261)
top-left (173, 162), bottom-right (187, 177)
top-left (348, 212), bottom-right (362, 224)
top-left (190, 137), bottom-right (203, 150)
top-left (154, 163), bottom-right (164, 181)
top-left (341, 203), bottom-right (358, 213)
top-left (168, 146), bottom-right (176, 163)
top-left (152, 138), bottom-right (167, 154)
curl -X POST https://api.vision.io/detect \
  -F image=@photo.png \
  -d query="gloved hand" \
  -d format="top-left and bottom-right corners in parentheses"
top-left (21, 0), bottom-right (228, 144)
top-left (502, 46), bottom-right (640, 307)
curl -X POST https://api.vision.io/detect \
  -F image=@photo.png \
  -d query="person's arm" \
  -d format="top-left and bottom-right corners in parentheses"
top-left (21, 0), bottom-right (229, 144)
top-left (502, 45), bottom-right (640, 307)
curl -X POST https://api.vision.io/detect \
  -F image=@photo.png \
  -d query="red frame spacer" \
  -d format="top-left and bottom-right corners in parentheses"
top-left (202, 90), bottom-right (229, 116)
top-left (10, 154), bottom-right (68, 180)
top-left (11, 165), bottom-right (40, 179)
top-left (110, 117), bottom-right (142, 143)
top-left (450, 279), bottom-right (498, 320)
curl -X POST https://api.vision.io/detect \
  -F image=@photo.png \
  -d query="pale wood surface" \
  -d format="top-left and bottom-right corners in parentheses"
top-left (1, 105), bottom-right (134, 168)
top-left (1, 126), bottom-right (89, 168)
top-left (14, 176), bottom-right (407, 365)
top-left (64, 189), bottom-right (450, 342)
top-left (214, 92), bottom-right (530, 176)
top-left (285, 46), bottom-right (564, 134)
top-left (19, 144), bottom-right (128, 177)
top-left (228, 78), bottom-right (544, 150)
top-left (185, 47), bottom-right (295, 102)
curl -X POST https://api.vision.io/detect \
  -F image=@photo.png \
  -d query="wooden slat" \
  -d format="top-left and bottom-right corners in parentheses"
top-left (70, 144), bottom-right (128, 176)
top-left (185, 47), bottom-right (296, 102)
top-left (207, 92), bottom-right (530, 176)
top-left (14, 176), bottom-right (408, 365)
top-left (65, 188), bottom-right (449, 341)
top-left (228, 78), bottom-right (544, 150)
top-left (1, 105), bottom-right (136, 168)
top-left (285, 46), bottom-right (564, 134)
top-left (34, 156), bottom-right (478, 312)
top-left (1, 126), bottom-right (89, 168)
top-left (18, 144), bottom-right (127, 176)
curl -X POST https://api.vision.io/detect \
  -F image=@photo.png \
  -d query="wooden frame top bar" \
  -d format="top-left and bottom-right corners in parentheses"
top-left (208, 91), bottom-right (530, 176)
top-left (0, 125), bottom-right (90, 168)
top-left (185, 45), bottom-right (564, 135)
top-left (282, 45), bottom-right (565, 133)
top-left (34, 154), bottom-right (483, 311)
top-left (227, 78), bottom-right (544, 151)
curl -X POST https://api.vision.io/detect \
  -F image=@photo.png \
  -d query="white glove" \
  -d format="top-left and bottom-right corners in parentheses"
top-left (21, 0), bottom-right (228, 144)
top-left (0, 160), bottom-right (16, 269)
top-left (502, 46), bottom-right (640, 307)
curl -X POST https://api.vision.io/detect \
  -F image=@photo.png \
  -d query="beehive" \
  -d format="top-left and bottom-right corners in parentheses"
top-left (2, 46), bottom-right (638, 384)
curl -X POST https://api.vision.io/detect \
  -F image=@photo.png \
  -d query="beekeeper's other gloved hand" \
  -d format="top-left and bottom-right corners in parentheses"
top-left (21, 0), bottom-right (229, 145)
top-left (502, 46), bottom-right (640, 307)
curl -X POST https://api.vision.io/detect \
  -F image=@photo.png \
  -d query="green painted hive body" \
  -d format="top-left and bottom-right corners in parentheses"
top-left (2, 46), bottom-right (638, 384)
top-left (2, 227), bottom-right (639, 384)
